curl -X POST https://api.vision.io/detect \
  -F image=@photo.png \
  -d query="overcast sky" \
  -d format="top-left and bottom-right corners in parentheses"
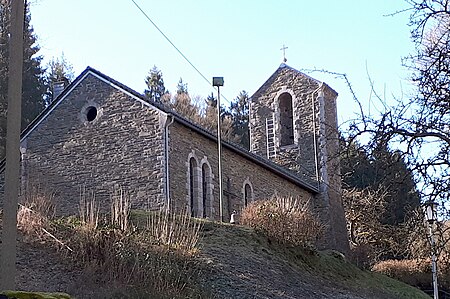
top-left (29, 0), bottom-right (415, 128)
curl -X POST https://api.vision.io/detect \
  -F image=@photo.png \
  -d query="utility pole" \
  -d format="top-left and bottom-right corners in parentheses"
top-left (1, 0), bottom-right (24, 290)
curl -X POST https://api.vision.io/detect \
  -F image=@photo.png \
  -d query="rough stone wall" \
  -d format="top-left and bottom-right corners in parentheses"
top-left (249, 64), bottom-right (349, 253)
top-left (0, 171), bottom-right (4, 203)
top-left (249, 65), bottom-right (320, 181)
top-left (317, 85), bottom-right (349, 253)
top-left (168, 121), bottom-right (314, 221)
top-left (5, 74), bottom-right (167, 214)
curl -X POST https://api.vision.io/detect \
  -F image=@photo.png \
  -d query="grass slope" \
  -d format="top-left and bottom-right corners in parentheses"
top-left (197, 220), bottom-right (430, 299)
top-left (1, 209), bottom-right (430, 299)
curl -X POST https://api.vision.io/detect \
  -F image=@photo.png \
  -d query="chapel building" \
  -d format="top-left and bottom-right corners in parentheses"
top-left (0, 63), bottom-right (349, 252)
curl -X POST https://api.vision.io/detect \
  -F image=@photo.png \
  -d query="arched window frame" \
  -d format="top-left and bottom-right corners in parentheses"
top-left (242, 178), bottom-right (254, 207)
top-left (200, 157), bottom-right (214, 218)
top-left (186, 152), bottom-right (200, 217)
top-left (274, 88), bottom-right (296, 147)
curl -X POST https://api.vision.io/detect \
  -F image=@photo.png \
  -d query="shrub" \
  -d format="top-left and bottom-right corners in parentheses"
top-left (241, 196), bottom-right (324, 247)
top-left (373, 257), bottom-right (450, 291)
top-left (372, 259), bottom-right (432, 289)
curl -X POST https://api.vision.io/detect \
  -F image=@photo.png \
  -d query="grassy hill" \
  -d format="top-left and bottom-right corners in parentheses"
top-left (0, 208), bottom-right (430, 299)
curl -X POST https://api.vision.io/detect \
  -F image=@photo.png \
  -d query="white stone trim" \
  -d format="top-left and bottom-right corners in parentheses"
top-left (186, 151), bottom-right (200, 216)
top-left (242, 178), bottom-right (254, 206)
top-left (318, 89), bottom-right (330, 202)
top-left (200, 156), bottom-right (214, 218)
top-left (273, 87), bottom-right (297, 147)
top-left (80, 100), bottom-right (103, 125)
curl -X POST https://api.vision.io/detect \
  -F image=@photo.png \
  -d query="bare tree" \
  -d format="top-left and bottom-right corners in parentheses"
top-left (341, 1), bottom-right (450, 219)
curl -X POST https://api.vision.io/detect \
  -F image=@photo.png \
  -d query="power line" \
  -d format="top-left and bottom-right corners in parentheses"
top-left (130, 0), bottom-right (232, 105)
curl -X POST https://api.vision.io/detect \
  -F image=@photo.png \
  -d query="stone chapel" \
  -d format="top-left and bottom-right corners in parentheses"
top-left (0, 63), bottom-right (349, 252)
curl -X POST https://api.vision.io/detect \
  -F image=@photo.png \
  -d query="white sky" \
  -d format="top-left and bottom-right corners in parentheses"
top-left (29, 0), bottom-right (415, 129)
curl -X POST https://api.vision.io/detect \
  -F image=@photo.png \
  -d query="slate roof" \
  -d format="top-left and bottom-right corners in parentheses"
top-left (0, 66), bottom-right (320, 193)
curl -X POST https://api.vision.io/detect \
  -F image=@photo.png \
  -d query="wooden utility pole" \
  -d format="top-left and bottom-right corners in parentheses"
top-left (1, 0), bottom-right (24, 290)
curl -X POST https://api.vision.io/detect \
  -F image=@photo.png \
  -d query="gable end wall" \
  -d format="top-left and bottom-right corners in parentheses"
top-left (3, 74), bottom-right (166, 214)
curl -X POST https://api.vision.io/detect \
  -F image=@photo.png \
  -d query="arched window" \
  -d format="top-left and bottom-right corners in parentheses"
top-left (189, 157), bottom-right (198, 217)
top-left (279, 92), bottom-right (294, 146)
top-left (244, 183), bottom-right (253, 206)
top-left (201, 163), bottom-right (211, 218)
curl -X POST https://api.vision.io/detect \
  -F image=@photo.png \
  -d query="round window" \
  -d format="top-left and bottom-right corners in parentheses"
top-left (85, 106), bottom-right (97, 122)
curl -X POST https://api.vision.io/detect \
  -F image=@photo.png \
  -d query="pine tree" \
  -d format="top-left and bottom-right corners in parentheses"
top-left (340, 137), bottom-right (420, 225)
top-left (176, 77), bottom-right (188, 95)
top-left (229, 91), bottom-right (250, 149)
top-left (0, 1), bottom-right (46, 159)
top-left (144, 65), bottom-right (167, 103)
top-left (45, 54), bottom-right (74, 104)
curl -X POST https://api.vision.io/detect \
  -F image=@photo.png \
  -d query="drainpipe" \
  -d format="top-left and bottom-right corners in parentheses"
top-left (164, 114), bottom-right (174, 211)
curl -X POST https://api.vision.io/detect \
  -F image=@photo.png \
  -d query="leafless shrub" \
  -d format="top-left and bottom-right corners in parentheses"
top-left (241, 195), bottom-right (324, 248)
top-left (373, 253), bottom-right (450, 291)
top-left (372, 259), bottom-right (432, 289)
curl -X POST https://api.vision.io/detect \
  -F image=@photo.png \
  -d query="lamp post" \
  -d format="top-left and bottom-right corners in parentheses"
top-left (213, 77), bottom-right (224, 222)
top-left (424, 200), bottom-right (439, 299)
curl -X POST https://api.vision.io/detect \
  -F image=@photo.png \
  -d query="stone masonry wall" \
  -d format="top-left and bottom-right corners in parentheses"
top-left (6, 74), bottom-right (167, 214)
top-left (168, 121), bottom-right (315, 221)
top-left (249, 65), bottom-right (349, 253)
top-left (250, 65), bottom-right (321, 181)
top-left (318, 85), bottom-right (349, 253)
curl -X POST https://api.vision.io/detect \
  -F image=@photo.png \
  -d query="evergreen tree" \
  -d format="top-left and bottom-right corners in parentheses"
top-left (45, 54), bottom-right (74, 105)
top-left (0, 1), bottom-right (46, 158)
top-left (144, 65), bottom-right (167, 103)
top-left (340, 137), bottom-right (420, 225)
top-left (229, 90), bottom-right (250, 149)
top-left (176, 77), bottom-right (188, 95)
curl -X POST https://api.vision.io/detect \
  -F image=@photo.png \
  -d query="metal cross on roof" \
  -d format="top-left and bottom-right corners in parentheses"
top-left (280, 44), bottom-right (288, 63)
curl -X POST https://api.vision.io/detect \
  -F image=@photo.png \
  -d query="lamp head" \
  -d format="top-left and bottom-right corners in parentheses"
top-left (424, 200), bottom-right (439, 223)
top-left (212, 77), bottom-right (224, 87)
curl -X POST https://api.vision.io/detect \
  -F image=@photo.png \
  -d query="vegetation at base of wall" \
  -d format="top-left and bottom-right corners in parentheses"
top-left (16, 186), bottom-right (208, 299)
top-left (240, 195), bottom-right (324, 248)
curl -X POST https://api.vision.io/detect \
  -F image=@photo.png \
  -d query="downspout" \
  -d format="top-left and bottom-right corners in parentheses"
top-left (164, 114), bottom-right (174, 211)
top-left (312, 83), bottom-right (324, 183)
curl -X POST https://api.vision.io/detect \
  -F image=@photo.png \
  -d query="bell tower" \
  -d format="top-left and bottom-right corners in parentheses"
top-left (249, 63), bottom-right (349, 252)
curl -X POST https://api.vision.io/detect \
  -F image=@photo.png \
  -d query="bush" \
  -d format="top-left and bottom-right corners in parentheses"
top-left (373, 257), bottom-right (450, 292)
top-left (372, 259), bottom-right (432, 289)
top-left (241, 196), bottom-right (324, 247)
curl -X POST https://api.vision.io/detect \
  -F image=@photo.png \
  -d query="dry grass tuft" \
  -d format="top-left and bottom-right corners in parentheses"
top-left (78, 186), bottom-right (99, 230)
top-left (241, 195), bottom-right (324, 247)
top-left (146, 209), bottom-right (202, 254)
top-left (56, 188), bottom-right (205, 297)
top-left (17, 184), bottom-right (55, 238)
top-left (110, 186), bottom-right (130, 231)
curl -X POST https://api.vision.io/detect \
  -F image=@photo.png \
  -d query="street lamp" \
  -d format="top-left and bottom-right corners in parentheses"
top-left (213, 77), bottom-right (224, 222)
top-left (424, 200), bottom-right (439, 299)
